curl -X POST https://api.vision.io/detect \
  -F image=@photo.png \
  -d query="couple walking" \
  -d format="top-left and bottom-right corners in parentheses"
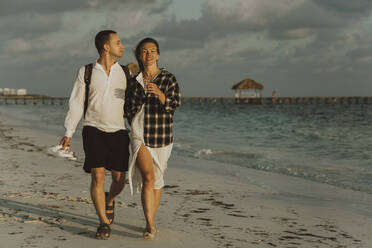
top-left (59, 30), bottom-right (180, 240)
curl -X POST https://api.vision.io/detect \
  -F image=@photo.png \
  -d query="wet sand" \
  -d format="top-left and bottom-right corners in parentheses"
top-left (0, 114), bottom-right (372, 248)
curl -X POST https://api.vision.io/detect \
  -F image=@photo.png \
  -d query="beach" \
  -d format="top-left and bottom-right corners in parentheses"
top-left (1, 105), bottom-right (372, 248)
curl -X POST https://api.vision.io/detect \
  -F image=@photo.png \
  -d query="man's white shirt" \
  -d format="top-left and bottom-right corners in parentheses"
top-left (64, 61), bottom-right (128, 137)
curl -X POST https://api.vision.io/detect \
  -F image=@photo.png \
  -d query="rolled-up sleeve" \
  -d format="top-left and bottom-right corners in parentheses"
top-left (163, 75), bottom-right (181, 113)
top-left (64, 67), bottom-right (85, 137)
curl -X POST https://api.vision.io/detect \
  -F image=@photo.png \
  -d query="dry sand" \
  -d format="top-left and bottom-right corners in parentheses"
top-left (0, 115), bottom-right (372, 248)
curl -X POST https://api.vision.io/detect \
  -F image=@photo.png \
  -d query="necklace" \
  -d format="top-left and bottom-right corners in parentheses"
top-left (143, 69), bottom-right (160, 80)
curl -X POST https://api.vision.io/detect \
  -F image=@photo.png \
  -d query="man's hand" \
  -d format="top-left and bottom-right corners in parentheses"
top-left (59, 136), bottom-right (71, 149)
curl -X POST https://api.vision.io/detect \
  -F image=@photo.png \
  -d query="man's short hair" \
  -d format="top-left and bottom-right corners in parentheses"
top-left (95, 30), bottom-right (117, 55)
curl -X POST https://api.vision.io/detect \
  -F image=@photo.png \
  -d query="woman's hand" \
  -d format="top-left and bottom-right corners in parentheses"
top-left (146, 82), bottom-right (165, 104)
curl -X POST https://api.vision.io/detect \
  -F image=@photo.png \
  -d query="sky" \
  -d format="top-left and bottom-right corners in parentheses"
top-left (1, 0), bottom-right (372, 97)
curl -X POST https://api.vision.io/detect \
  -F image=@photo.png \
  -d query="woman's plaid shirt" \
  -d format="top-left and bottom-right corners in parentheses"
top-left (125, 69), bottom-right (181, 148)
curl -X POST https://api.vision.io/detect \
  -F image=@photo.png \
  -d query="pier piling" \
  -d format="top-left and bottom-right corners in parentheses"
top-left (1, 96), bottom-right (371, 106)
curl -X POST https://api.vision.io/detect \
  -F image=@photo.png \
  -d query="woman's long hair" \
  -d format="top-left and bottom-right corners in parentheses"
top-left (134, 37), bottom-right (160, 72)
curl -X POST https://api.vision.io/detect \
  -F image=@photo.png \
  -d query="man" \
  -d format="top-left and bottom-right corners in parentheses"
top-left (59, 30), bottom-right (130, 240)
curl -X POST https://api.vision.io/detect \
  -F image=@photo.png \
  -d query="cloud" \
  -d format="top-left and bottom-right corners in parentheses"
top-left (147, 0), bottom-right (372, 47)
top-left (0, 0), bottom-right (98, 16)
top-left (0, 0), bottom-right (172, 39)
top-left (146, 0), bottom-right (332, 49)
top-left (137, 0), bottom-right (372, 74)
top-left (0, 13), bottom-right (63, 40)
top-left (0, 0), bottom-right (166, 16)
top-left (3, 38), bottom-right (33, 53)
top-left (312, 0), bottom-right (372, 15)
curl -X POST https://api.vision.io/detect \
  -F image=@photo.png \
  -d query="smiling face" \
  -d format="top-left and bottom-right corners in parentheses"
top-left (105, 33), bottom-right (124, 59)
top-left (140, 42), bottom-right (159, 67)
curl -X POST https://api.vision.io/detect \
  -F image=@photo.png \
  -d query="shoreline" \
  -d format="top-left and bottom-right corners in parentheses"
top-left (2, 104), bottom-right (372, 196)
top-left (1, 110), bottom-right (372, 247)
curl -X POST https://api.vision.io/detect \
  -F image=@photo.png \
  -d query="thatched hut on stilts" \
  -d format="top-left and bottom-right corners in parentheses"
top-left (232, 78), bottom-right (264, 103)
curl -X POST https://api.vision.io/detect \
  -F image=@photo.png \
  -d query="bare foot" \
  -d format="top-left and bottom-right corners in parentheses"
top-left (143, 228), bottom-right (157, 240)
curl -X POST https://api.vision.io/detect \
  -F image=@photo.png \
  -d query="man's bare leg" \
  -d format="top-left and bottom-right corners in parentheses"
top-left (90, 167), bottom-right (110, 225)
top-left (105, 171), bottom-right (126, 223)
top-left (107, 171), bottom-right (126, 205)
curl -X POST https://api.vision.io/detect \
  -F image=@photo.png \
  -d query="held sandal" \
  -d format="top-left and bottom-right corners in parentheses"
top-left (105, 192), bottom-right (115, 224)
top-left (95, 223), bottom-right (111, 240)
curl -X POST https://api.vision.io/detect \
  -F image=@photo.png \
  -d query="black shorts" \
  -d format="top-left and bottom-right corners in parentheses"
top-left (82, 126), bottom-right (129, 173)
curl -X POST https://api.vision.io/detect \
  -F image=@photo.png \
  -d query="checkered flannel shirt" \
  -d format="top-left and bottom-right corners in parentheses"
top-left (125, 69), bottom-right (181, 148)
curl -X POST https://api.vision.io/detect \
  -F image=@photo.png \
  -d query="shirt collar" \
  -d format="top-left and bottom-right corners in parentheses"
top-left (135, 68), bottom-right (166, 87)
top-left (136, 68), bottom-right (165, 80)
top-left (136, 72), bottom-right (144, 87)
top-left (94, 60), bottom-right (119, 72)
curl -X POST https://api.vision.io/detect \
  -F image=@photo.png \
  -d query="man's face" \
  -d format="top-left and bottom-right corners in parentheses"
top-left (106, 33), bottom-right (124, 58)
top-left (140, 42), bottom-right (159, 67)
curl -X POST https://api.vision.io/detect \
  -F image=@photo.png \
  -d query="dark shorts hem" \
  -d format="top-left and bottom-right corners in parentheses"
top-left (83, 165), bottom-right (128, 174)
top-left (82, 126), bottom-right (130, 174)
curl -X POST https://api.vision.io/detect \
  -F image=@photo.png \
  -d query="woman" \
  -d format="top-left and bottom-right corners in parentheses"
top-left (125, 37), bottom-right (181, 239)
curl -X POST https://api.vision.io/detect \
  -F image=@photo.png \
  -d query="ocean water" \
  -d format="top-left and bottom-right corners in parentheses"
top-left (1, 102), bottom-right (372, 194)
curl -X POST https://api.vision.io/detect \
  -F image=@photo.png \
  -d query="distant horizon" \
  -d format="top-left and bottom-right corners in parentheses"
top-left (2, 92), bottom-right (372, 99)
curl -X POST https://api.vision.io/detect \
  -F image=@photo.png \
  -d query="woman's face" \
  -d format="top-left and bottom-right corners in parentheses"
top-left (140, 42), bottom-right (159, 67)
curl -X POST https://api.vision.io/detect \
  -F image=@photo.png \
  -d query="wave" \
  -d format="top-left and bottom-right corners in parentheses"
top-left (194, 148), bottom-right (213, 157)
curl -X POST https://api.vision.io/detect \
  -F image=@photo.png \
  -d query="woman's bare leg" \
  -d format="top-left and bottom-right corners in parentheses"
top-left (136, 144), bottom-right (157, 235)
top-left (153, 189), bottom-right (162, 220)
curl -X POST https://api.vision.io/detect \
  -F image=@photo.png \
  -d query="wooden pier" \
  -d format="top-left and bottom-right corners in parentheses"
top-left (1, 95), bottom-right (372, 105)
top-left (0, 95), bottom-right (69, 105)
top-left (180, 96), bottom-right (372, 105)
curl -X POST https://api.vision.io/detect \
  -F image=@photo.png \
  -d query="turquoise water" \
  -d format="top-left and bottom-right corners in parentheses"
top-left (1, 103), bottom-right (372, 194)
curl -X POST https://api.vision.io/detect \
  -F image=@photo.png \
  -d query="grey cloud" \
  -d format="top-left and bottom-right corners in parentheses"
top-left (265, 1), bottom-right (349, 40)
top-left (347, 46), bottom-right (372, 62)
top-left (144, 0), bottom-right (362, 49)
top-left (0, 0), bottom-right (96, 16)
top-left (151, 17), bottom-right (209, 49)
top-left (151, 0), bottom-right (173, 14)
top-left (120, 14), bottom-right (209, 51)
top-left (0, 0), bottom-right (165, 16)
top-left (312, 0), bottom-right (372, 15)
top-left (0, 33), bottom-right (97, 96)
top-left (200, 1), bottom-right (343, 34)
top-left (0, 0), bottom-right (173, 41)
top-left (232, 49), bottom-right (268, 62)
top-left (0, 13), bottom-right (63, 39)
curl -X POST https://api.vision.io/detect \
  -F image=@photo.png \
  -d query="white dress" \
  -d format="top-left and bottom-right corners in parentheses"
top-left (127, 73), bottom-right (173, 195)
